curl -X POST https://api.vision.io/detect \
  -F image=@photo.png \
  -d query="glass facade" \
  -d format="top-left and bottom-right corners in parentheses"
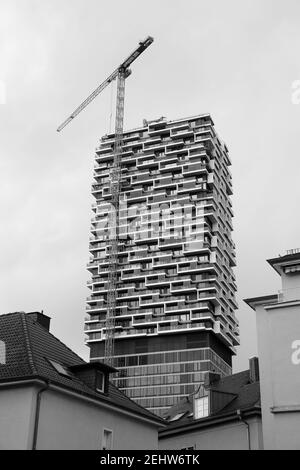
top-left (91, 338), bottom-right (232, 416)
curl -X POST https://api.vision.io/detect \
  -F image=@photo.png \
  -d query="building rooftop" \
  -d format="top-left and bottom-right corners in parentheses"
top-left (104, 113), bottom-right (213, 139)
top-left (267, 249), bottom-right (300, 274)
top-left (244, 294), bottom-right (278, 310)
top-left (0, 311), bottom-right (164, 426)
top-left (159, 368), bottom-right (260, 436)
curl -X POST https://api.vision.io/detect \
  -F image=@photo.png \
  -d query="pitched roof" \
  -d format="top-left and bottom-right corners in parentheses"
top-left (0, 311), bottom-right (163, 425)
top-left (160, 369), bottom-right (261, 434)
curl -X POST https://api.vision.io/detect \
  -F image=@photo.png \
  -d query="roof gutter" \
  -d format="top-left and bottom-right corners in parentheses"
top-left (32, 380), bottom-right (50, 450)
top-left (159, 407), bottom-right (260, 438)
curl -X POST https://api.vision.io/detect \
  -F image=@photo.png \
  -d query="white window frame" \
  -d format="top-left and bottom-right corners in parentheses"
top-left (102, 428), bottom-right (113, 450)
top-left (96, 371), bottom-right (105, 393)
top-left (194, 395), bottom-right (209, 419)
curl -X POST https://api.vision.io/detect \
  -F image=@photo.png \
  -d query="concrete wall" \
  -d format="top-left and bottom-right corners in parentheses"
top-left (36, 388), bottom-right (159, 450)
top-left (255, 300), bottom-right (300, 449)
top-left (0, 384), bottom-right (159, 450)
top-left (281, 271), bottom-right (300, 300)
top-left (159, 417), bottom-right (263, 450)
top-left (0, 386), bottom-right (37, 449)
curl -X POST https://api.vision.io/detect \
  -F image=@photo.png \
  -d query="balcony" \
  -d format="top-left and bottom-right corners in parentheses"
top-left (139, 296), bottom-right (163, 307)
top-left (178, 262), bottom-right (215, 274)
top-left (191, 311), bottom-right (214, 320)
top-left (142, 142), bottom-right (165, 153)
top-left (95, 145), bottom-right (112, 155)
top-left (125, 190), bottom-right (146, 202)
top-left (171, 129), bottom-right (194, 140)
top-left (170, 282), bottom-right (196, 293)
top-left (146, 276), bottom-right (169, 286)
top-left (86, 302), bottom-right (106, 313)
top-left (136, 158), bottom-right (158, 169)
top-left (128, 251), bottom-right (148, 262)
top-left (165, 303), bottom-right (189, 314)
top-left (132, 316), bottom-right (158, 326)
top-left (158, 321), bottom-right (206, 334)
top-left (103, 327), bottom-right (157, 340)
top-left (159, 162), bottom-right (180, 173)
top-left (84, 322), bottom-right (103, 331)
top-left (86, 294), bottom-right (105, 303)
top-left (86, 332), bottom-right (102, 342)
top-left (131, 173), bottom-right (153, 185)
top-left (121, 271), bottom-right (145, 280)
top-left (153, 257), bottom-right (175, 268)
top-left (182, 163), bottom-right (207, 176)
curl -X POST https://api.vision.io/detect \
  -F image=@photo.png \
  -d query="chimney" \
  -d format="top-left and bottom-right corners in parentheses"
top-left (204, 372), bottom-right (221, 388)
top-left (249, 356), bottom-right (260, 383)
top-left (27, 311), bottom-right (51, 331)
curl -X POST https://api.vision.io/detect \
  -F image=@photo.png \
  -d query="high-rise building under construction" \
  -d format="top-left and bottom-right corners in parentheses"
top-left (85, 113), bottom-right (239, 417)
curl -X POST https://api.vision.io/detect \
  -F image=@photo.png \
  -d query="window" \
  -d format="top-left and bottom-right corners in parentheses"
top-left (169, 412), bottom-right (185, 422)
top-left (96, 371), bottom-right (105, 393)
top-left (48, 359), bottom-right (72, 378)
top-left (102, 429), bottom-right (113, 450)
top-left (194, 396), bottom-right (209, 419)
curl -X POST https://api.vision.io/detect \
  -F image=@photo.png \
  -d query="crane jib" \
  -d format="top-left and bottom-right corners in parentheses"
top-left (57, 36), bottom-right (153, 132)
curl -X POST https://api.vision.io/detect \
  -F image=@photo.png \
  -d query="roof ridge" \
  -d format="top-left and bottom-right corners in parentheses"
top-left (21, 313), bottom-right (38, 375)
top-left (0, 311), bottom-right (28, 318)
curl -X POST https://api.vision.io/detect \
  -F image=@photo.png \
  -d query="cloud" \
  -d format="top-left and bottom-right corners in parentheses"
top-left (1, 0), bottom-right (300, 370)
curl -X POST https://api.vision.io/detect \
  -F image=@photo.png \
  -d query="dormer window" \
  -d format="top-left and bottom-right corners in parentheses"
top-left (69, 361), bottom-right (117, 395)
top-left (194, 395), bottom-right (209, 419)
top-left (96, 371), bottom-right (105, 393)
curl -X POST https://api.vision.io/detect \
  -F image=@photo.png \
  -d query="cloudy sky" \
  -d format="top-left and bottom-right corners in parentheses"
top-left (1, 0), bottom-right (300, 371)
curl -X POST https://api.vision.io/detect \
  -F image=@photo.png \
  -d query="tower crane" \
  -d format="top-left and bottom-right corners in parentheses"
top-left (57, 36), bottom-right (154, 365)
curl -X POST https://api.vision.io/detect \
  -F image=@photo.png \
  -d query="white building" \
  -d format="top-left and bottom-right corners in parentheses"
top-left (245, 249), bottom-right (300, 450)
top-left (0, 311), bottom-right (164, 450)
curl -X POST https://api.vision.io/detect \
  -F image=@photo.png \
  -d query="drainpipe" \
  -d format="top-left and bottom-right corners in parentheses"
top-left (32, 380), bottom-right (50, 450)
top-left (237, 409), bottom-right (251, 450)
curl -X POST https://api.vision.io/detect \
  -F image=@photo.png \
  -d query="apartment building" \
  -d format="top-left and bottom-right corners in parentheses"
top-left (86, 114), bottom-right (239, 417)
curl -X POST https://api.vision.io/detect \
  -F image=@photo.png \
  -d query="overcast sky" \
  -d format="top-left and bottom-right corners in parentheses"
top-left (1, 0), bottom-right (300, 371)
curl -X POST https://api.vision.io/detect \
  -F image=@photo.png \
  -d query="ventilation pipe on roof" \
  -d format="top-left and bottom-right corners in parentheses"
top-left (249, 356), bottom-right (260, 383)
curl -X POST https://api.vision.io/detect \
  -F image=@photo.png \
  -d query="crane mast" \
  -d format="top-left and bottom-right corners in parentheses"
top-left (57, 37), bottom-right (154, 366)
top-left (104, 68), bottom-right (126, 364)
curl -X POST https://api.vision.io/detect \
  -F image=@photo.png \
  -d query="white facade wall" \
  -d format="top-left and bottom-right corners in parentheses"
top-left (255, 301), bottom-right (300, 449)
top-left (0, 384), bottom-right (159, 450)
top-left (159, 417), bottom-right (263, 450)
top-left (0, 386), bottom-right (37, 450)
top-left (37, 388), bottom-right (159, 450)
